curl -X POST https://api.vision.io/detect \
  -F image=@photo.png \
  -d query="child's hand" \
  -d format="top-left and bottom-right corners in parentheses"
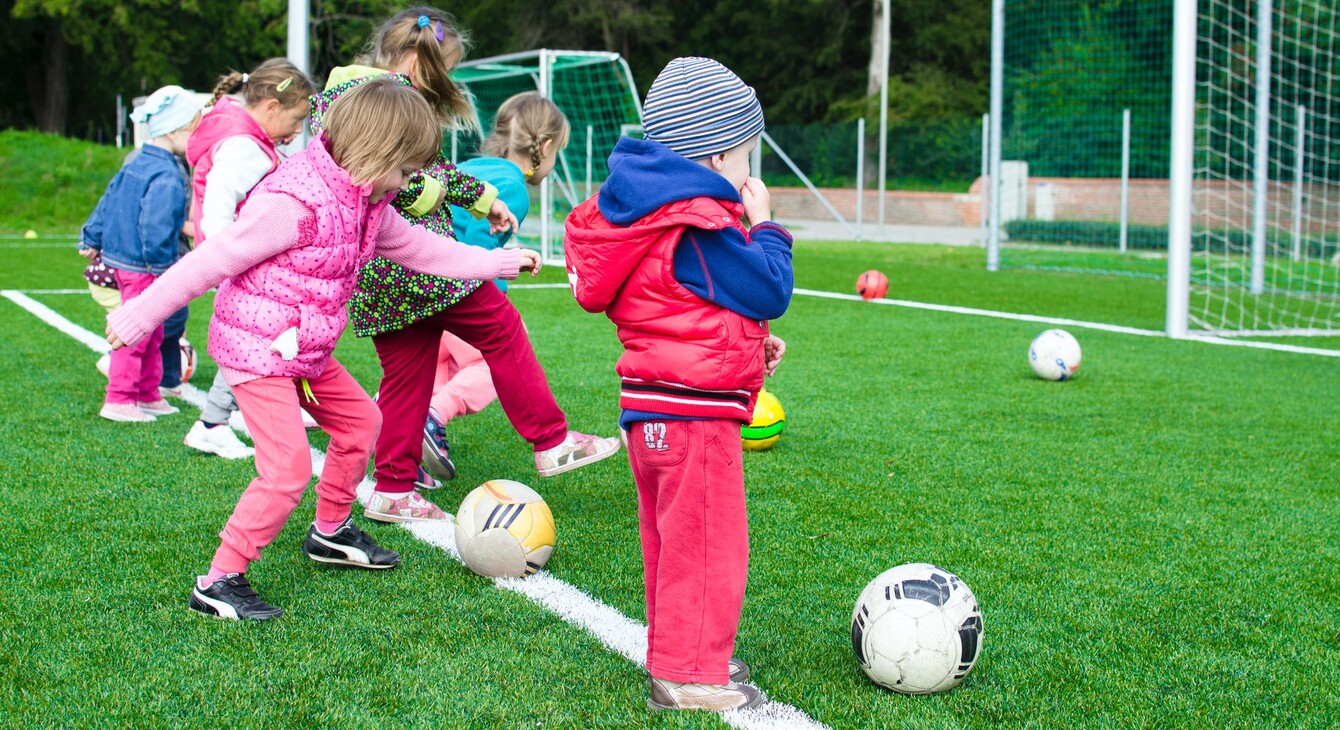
top-left (433, 186), bottom-right (448, 213)
top-left (741, 177), bottom-right (771, 225)
top-left (488, 199), bottom-right (519, 235)
top-left (78, 247), bottom-right (98, 261)
top-left (763, 334), bottom-right (786, 376)
top-left (518, 249), bottom-right (542, 277)
top-left (105, 323), bottom-right (126, 350)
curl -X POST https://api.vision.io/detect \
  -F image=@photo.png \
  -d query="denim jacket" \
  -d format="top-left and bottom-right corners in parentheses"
top-left (79, 145), bottom-right (188, 275)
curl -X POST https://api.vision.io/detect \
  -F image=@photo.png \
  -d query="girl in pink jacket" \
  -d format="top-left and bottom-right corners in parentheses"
top-left (105, 78), bottom-right (540, 621)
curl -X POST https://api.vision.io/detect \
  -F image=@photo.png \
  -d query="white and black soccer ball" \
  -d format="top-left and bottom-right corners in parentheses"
top-left (1028, 328), bottom-right (1082, 381)
top-left (850, 563), bottom-right (984, 694)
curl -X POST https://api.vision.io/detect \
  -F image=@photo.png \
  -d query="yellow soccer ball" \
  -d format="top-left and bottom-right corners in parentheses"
top-left (23, 230), bottom-right (38, 240)
top-left (742, 389), bottom-right (785, 452)
top-left (454, 480), bottom-right (556, 578)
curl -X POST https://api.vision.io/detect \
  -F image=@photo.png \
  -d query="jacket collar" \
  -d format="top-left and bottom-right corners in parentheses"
top-left (306, 135), bottom-right (374, 209)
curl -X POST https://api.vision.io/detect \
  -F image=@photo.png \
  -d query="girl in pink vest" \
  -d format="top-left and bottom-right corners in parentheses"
top-left (106, 78), bottom-right (541, 621)
top-left (180, 59), bottom-right (317, 460)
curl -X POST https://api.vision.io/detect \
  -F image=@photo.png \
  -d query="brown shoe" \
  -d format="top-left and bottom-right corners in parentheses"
top-left (647, 676), bottom-right (763, 712)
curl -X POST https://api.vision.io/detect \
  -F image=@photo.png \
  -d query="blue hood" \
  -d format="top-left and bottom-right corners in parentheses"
top-left (598, 137), bottom-right (741, 225)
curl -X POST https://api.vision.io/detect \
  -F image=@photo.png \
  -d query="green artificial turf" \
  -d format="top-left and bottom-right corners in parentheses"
top-left (1, 239), bottom-right (1336, 728)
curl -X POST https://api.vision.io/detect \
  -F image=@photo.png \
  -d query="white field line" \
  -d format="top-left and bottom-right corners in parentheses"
top-left (0, 289), bottom-right (832, 730)
top-left (18, 284), bottom-right (1336, 357)
top-left (794, 287), bottom-right (1340, 358)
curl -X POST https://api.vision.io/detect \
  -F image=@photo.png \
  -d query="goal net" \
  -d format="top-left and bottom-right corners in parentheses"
top-left (451, 50), bottom-right (643, 264)
top-left (1185, 0), bottom-right (1340, 336)
top-left (995, 1), bottom-right (1339, 340)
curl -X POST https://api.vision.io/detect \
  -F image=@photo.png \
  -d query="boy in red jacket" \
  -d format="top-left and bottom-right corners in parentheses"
top-left (564, 57), bottom-right (793, 712)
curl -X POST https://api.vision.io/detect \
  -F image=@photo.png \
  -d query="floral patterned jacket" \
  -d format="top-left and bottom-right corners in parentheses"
top-left (310, 65), bottom-right (498, 337)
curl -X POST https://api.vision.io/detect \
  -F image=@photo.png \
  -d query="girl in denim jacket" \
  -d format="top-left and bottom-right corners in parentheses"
top-left (79, 85), bottom-right (201, 423)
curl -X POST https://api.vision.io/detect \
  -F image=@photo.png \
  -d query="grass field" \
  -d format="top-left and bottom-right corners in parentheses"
top-left (1, 236), bottom-right (1336, 729)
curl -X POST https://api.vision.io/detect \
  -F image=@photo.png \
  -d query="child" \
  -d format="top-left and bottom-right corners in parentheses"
top-left (423, 91), bottom-right (571, 481)
top-left (104, 78), bottom-right (541, 620)
top-left (79, 85), bottom-right (202, 423)
top-left (311, 7), bottom-right (618, 526)
top-left (180, 58), bottom-right (317, 460)
top-left (564, 57), bottom-right (794, 712)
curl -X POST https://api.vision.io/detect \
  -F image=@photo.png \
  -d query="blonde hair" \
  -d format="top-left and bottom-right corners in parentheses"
top-left (363, 6), bottom-right (478, 132)
top-left (480, 92), bottom-right (570, 177)
top-left (210, 58), bottom-right (315, 109)
top-left (323, 77), bottom-right (441, 185)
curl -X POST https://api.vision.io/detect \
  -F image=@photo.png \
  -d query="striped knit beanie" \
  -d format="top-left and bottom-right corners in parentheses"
top-left (642, 57), bottom-right (765, 160)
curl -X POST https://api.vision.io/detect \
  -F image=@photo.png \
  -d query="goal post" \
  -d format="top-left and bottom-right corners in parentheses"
top-left (451, 50), bottom-right (644, 264)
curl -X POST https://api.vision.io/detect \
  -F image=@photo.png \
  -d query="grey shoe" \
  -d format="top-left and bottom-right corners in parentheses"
top-left (647, 676), bottom-right (763, 712)
top-left (728, 657), bottom-right (750, 683)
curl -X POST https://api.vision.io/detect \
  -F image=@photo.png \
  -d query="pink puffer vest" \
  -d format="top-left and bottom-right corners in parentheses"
top-left (207, 136), bottom-right (388, 381)
top-left (185, 96), bottom-right (279, 243)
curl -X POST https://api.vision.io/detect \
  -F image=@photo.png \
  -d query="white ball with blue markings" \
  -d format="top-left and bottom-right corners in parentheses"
top-left (454, 480), bottom-right (556, 578)
top-left (851, 563), bottom-right (984, 694)
top-left (1029, 328), bottom-right (1083, 381)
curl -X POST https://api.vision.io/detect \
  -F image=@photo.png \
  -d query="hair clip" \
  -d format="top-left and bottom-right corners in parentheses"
top-left (524, 168), bottom-right (535, 179)
top-left (277, 77), bottom-right (293, 92)
top-left (434, 19), bottom-right (445, 42)
top-left (417, 15), bottom-right (430, 28)
top-left (242, 73), bottom-right (249, 84)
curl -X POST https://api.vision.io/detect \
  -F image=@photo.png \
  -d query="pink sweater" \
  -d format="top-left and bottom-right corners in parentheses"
top-left (107, 192), bottom-right (521, 385)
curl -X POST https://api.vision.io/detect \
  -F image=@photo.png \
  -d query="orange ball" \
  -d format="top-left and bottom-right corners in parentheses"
top-left (856, 270), bottom-right (888, 300)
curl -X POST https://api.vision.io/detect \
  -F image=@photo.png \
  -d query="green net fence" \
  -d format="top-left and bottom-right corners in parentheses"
top-left (451, 51), bottom-right (643, 260)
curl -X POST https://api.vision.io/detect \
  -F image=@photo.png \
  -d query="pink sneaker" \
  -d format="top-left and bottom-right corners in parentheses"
top-left (535, 431), bottom-right (621, 477)
top-left (100, 402), bottom-right (155, 423)
top-left (138, 399), bottom-right (180, 416)
top-left (364, 490), bottom-right (448, 524)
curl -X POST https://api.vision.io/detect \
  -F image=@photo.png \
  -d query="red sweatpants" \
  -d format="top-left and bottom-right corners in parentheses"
top-left (211, 359), bottom-right (380, 574)
top-left (627, 418), bottom-right (749, 685)
top-left (371, 282), bottom-right (567, 494)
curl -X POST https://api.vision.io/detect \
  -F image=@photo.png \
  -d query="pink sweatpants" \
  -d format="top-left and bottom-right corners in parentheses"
top-left (211, 358), bottom-right (380, 575)
top-left (627, 418), bottom-right (750, 685)
top-left (429, 331), bottom-right (497, 421)
top-left (105, 269), bottom-right (163, 405)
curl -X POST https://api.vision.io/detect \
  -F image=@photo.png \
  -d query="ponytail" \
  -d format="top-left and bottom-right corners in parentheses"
top-left (210, 58), bottom-right (316, 111)
top-left (364, 6), bottom-right (479, 133)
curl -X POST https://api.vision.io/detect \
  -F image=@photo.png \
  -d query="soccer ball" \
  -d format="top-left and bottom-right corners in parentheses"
top-left (742, 389), bottom-right (785, 451)
top-left (1028, 329), bottom-right (1082, 381)
top-left (850, 563), bottom-right (984, 694)
top-left (856, 270), bottom-right (889, 300)
top-left (179, 337), bottom-right (197, 383)
top-left (454, 480), bottom-right (556, 578)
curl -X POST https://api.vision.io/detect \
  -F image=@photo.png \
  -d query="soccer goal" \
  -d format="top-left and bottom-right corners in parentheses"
top-left (450, 50), bottom-right (644, 264)
top-left (987, 0), bottom-right (1339, 341)
top-left (1169, 0), bottom-right (1340, 338)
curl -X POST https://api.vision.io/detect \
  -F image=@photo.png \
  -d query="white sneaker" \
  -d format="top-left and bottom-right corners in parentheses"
top-left (184, 421), bottom-right (254, 459)
top-left (535, 431), bottom-right (622, 477)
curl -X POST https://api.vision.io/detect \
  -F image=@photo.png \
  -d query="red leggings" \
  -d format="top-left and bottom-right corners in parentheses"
top-left (371, 282), bottom-right (567, 494)
top-left (627, 418), bottom-right (749, 685)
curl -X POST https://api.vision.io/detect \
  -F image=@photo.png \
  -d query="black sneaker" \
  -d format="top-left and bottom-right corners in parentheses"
top-left (188, 573), bottom-right (283, 621)
top-left (302, 518), bottom-right (400, 569)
